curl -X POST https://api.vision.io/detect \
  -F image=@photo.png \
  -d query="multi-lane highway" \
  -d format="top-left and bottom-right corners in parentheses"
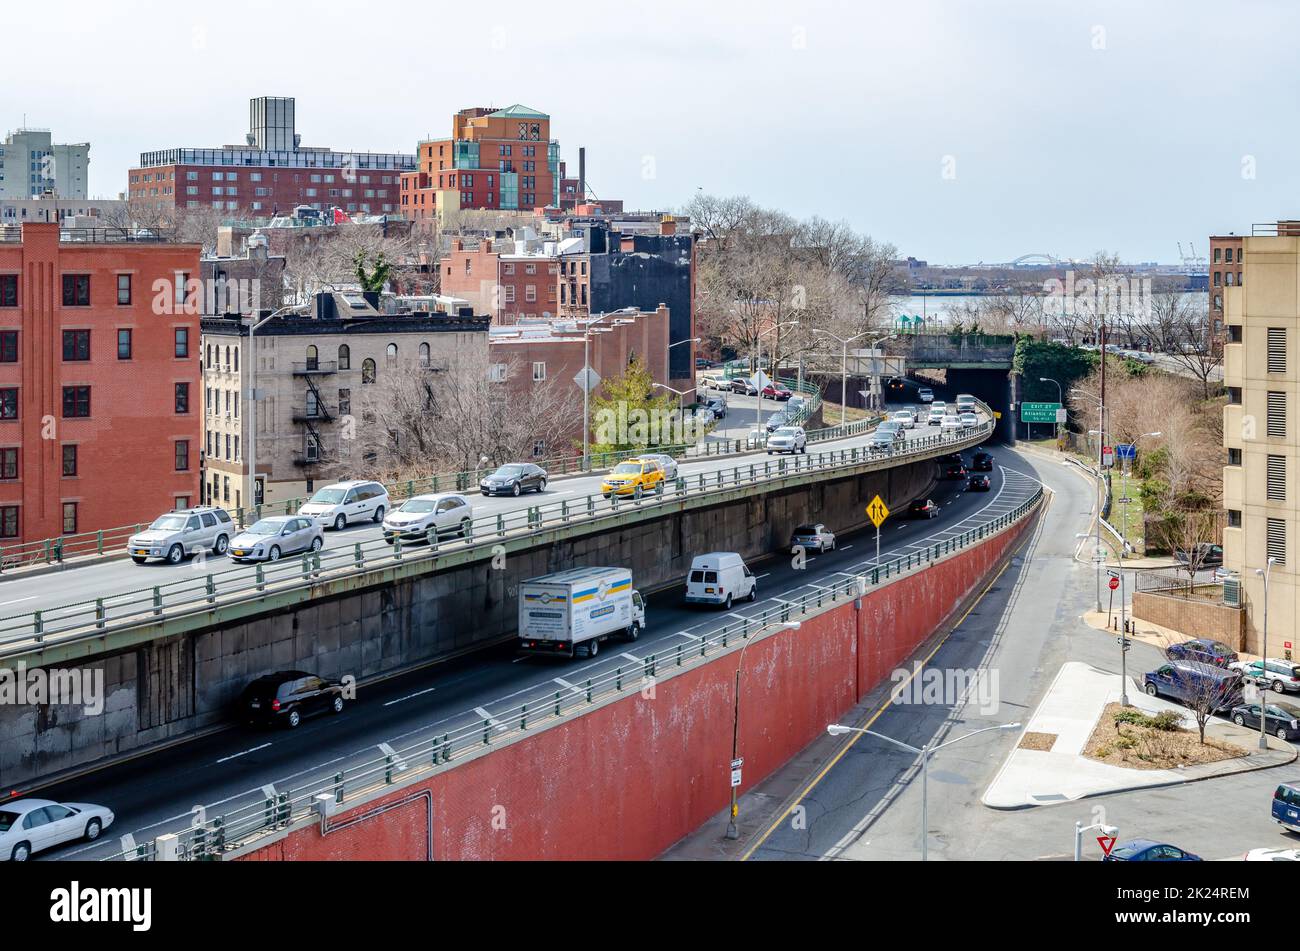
top-left (31, 430), bottom-right (1027, 861)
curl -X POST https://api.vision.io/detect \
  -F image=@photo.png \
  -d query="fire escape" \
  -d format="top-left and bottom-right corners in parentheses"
top-left (291, 357), bottom-right (337, 468)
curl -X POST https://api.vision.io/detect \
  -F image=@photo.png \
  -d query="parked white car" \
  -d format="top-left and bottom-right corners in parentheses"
top-left (128, 506), bottom-right (234, 565)
top-left (300, 480), bottom-right (390, 531)
top-left (767, 426), bottom-right (808, 454)
top-left (229, 515), bottom-right (325, 563)
top-left (940, 415), bottom-right (962, 433)
top-left (0, 798), bottom-right (114, 861)
top-left (382, 493), bottom-right (474, 544)
top-left (1230, 658), bottom-right (1300, 694)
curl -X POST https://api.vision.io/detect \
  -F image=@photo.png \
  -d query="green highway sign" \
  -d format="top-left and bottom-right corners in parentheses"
top-left (1020, 401), bottom-right (1062, 424)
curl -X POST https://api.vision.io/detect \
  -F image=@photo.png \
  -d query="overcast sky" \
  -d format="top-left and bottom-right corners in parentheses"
top-left (5, 0), bottom-right (1296, 264)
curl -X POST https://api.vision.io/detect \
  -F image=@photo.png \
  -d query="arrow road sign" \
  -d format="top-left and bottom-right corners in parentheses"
top-left (866, 495), bottom-right (890, 528)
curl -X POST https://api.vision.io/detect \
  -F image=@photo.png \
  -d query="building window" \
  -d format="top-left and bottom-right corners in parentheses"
top-left (117, 274), bottom-right (132, 305)
top-left (62, 274), bottom-right (90, 306)
top-left (1267, 391), bottom-right (1286, 437)
top-left (386, 343), bottom-right (398, 367)
top-left (62, 502), bottom-right (77, 535)
top-left (175, 440), bottom-right (189, 471)
top-left (362, 358), bottom-right (376, 384)
top-left (0, 388), bottom-right (17, 419)
top-left (338, 344), bottom-right (350, 370)
top-left (62, 385), bottom-right (90, 418)
top-left (489, 363), bottom-right (507, 383)
top-left (1267, 455), bottom-right (1287, 501)
top-left (62, 444), bottom-right (77, 477)
top-left (306, 345), bottom-right (318, 371)
top-left (62, 329), bottom-right (90, 361)
top-left (175, 382), bottom-right (190, 414)
top-left (1227, 509), bottom-right (1242, 528)
top-left (0, 506), bottom-right (17, 538)
top-left (525, 285), bottom-right (537, 302)
top-left (532, 361), bottom-right (546, 382)
top-left (0, 275), bottom-right (16, 307)
top-left (174, 327), bottom-right (190, 358)
top-left (1268, 328), bottom-right (1286, 373)
top-left (0, 331), bottom-right (17, 363)
top-left (338, 388), bottom-right (351, 415)
top-left (419, 342), bottom-right (430, 367)
top-left (117, 328), bottom-right (132, 359)
top-left (0, 448), bottom-right (16, 480)
top-left (1228, 324), bottom-right (1242, 343)
top-left (1228, 447), bottom-right (1242, 466)
top-left (533, 439), bottom-right (545, 458)
top-left (1267, 517), bottom-right (1287, 565)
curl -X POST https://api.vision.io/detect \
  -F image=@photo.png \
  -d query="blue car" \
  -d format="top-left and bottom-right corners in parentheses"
top-left (1166, 638), bottom-right (1239, 668)
top-left (1273, 783), bottom-right (1300, 833)
top-left (1144, 660), bottom-right (1243, 713)
top-left (1104, 839), bottom-right (1202, 862)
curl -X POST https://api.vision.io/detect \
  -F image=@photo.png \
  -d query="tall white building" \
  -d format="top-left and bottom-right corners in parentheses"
top-left (0, 128), bottom-right (89, 199)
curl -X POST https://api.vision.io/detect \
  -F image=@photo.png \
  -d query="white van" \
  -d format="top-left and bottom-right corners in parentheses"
top-left (685, 552), bottom-right (757, 609)
top-left (299, 480), bottom-right (390, 531)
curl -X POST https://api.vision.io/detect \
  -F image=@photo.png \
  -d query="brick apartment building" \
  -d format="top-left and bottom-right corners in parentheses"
top-left (1209, 234), bottom-right (1244, 342)
top-left (400, 105), bottom-right (570, 228)
top-left (0, 222), bottom-right (201, 543)
top-left (129, 96), bottom-right (415, 219)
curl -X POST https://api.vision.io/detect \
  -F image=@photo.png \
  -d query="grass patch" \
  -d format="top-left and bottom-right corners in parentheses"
top-left (1083, 703), bottom-right (1244, 770)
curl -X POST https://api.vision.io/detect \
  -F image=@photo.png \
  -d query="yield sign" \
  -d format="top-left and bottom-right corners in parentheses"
top-left (1097, 836), bottom-right (1117, 857)
top-left (866, 495), bottom-right (890, 529)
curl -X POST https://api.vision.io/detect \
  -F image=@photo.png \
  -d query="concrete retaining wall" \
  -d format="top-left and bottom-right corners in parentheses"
top-left (236, 506), bottom-right (1036, 861)
top-left (1132, 591), bottom-right (1247, 651)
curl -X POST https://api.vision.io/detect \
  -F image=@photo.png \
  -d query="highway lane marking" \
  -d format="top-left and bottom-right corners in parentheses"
top-left (755, 573), bottom-right (771, 580)
top-left (383, 686), bottom-right (437, 707)
top-left (674, 630), bottom-right (702, 641)
top-left (552, 677), bottom-right (583, 695)
top-left (378, 742), bottom-right (408, 772)
top-left (740, 530), bottom-right (1032, 862)
top-left (0, 595), bottom-right (35, 606)
top-left (839, 545), bottom-right (853, 551)
top-left (474, 706), bottom-right (507, 730)
top-left (620, 652), bottom-right (643, 665)
top-left (216, 743), bottom-right (271, 764)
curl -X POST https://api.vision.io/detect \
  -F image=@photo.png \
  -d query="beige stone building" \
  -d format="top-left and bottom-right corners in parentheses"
top-left (1222, 232), bottom-right (1300, 654)
top-left (200, 292), bottom-right (488, 513)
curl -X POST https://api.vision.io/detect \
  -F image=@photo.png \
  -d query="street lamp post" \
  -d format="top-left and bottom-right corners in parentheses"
top-left (754, 321), bottom-right (799, 436)
top-left (813, 329), bottom-right (869, 426)
top-left (826, 721), bottom-right (1021, 860)
top-left (1255, 556), bottom-right (1277, 751)
top-left (1074, 821), bottom-right (1120, 861)
top-left (581, 313), bottom-right (612, 472)
top-left (1039, 377), bottom-right (1062, 447)
top-left (1073, 389), bottom-right (1109, 612)
top-left (726, 620), bottom-right (802, 840)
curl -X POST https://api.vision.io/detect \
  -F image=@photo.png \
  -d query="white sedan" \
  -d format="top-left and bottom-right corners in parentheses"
top-left (0, 798), bottom-right (114, 861)
top-left (940, 415), bottom-right (962, 434)
top-left (891, 410), bottom-right (916, 429)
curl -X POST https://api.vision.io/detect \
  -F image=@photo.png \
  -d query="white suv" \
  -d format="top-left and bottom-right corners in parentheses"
top-left (299, 480), bottom-right (390, 531)
top-left (129, 507), bottom-right (234, 565)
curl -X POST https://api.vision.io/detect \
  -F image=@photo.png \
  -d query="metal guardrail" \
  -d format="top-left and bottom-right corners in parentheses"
top-left (0, 420), bottom-right (993, 658)
top-left (96, 479), bottom-right (1043, 862)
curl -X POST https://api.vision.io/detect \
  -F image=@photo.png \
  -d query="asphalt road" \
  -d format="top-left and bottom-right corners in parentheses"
top-left (29, 428), bottom-right (1026, 861)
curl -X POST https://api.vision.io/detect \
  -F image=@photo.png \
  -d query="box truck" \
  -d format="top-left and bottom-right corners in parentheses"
top-left (518, 567), bottom-right (645, 659)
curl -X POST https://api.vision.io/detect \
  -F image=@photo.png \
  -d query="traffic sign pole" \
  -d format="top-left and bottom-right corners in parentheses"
top-left (866, 496), bottom-right (889, 569)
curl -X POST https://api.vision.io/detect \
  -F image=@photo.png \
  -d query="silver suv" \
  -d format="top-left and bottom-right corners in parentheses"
top-left (128, 507), bottom-right (234, 565)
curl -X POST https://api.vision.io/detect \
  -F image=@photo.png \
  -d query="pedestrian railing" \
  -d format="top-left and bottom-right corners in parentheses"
top-left (94, 479), bottom-right (1043, 863)
top-left (0, 419), bottom-right (994, 658)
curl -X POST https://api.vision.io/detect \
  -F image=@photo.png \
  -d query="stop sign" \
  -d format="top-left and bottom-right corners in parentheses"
top-left (1108, 577), bottom-right (1120, 591)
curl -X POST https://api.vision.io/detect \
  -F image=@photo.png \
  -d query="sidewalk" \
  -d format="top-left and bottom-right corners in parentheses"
top-left (982, 661), bottom-right (1294, 809)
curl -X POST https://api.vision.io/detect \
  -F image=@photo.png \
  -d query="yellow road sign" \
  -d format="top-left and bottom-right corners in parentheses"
top-left (993, 411), bottom-right (1002, 420)
top-left (866, 495), bottom-right (889, 528)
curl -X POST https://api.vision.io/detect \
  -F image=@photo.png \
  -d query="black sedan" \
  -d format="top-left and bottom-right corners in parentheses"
top-left (966, 474), bottom-right (991, 492)
top-left (971, 451), bottom-right (994, 472)
top-left (240, 671), bottom-right (347, 728)
top-left (943, 462), bottom-right (967, 480)
top-left (1231, 703), bottom-right (1300, 740)
top-left (909, 499), bottom-right (940, 519)
top-left (480, 463), bottom-right (548, 496)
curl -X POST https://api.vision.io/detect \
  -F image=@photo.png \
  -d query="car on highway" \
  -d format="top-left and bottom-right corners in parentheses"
top-left (909, 498), bottom-right (939, 519)
top-left (299, 480), bottom-right (389, 531)
top-left (229, 516), bottom-right (324, 563)
top-left (1243, 847), bottom-right (1300, 861)
top-left (1272, 783), bottom-right (1300, 833)
top-left (966, 474), bottom-right (991, 492)
top-left (767, 425), bottom-right (808, 454)
top-left (766, 411), bottom-right (793, 433)
top-left (479, 463), bottom-right (548, 496)
top-left (876, 420), bottom-right (906, 441)
top-left (955, 394), bottom-right (976, 413)
top-left (959, 412), bottom-right (979, 430)
top-left (891, 409), bottom-right (916, 429)
top-left (685, 551), bottom-right (757, 609)
top-left (1143, 660), bottom-right (1243, 712)
top-left (762, 383), bottom-right (793, 400)
top-left (786, 394), bottom-right (807, 414)
top-left (1166, 637), bottom-right (1238, 668)
top-left (730, 377), bottom-right (759, 396)
top-left (128, 506), bottom-right (234, 565)
top-left (926, 407), bottom-right (945, 426)
top-left (239, 671), bottom-right (347, 729)
top-left (0, 798), bottom-right (115, 861)
top-left (971, 451), bottom-right (994, 472)
top-left (1102, 839), bottom-right (1202, 862)
top-left (940, 414), bottom-right (962, 434)
top-left (382, 493), bottom-right (473, 543)
top-left (942, 460), bottom-right (967, 480)
top-left (1230, 658), bottom-right (1300, 694)
top-left (1230, 702), bottom-right (1300, 740)
top-left (790, 523), bottom-right (836, 552)
top-left (868, 430), bottom-right (899, 451)
top-left (637, 453), bottom-right (680, 480)
top-left (601, 459), bottom-right (665, 499)
top-left (918, 387), bottom-right (934, 403)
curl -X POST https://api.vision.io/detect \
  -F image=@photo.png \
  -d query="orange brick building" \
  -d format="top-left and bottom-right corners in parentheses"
top-left (0, 222), bottom-right (201, 543)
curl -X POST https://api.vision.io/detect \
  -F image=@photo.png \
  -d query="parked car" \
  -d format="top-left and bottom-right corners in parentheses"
top-left (479, 463), bottom-right (548, 496)
top-left (762, 383), bottom-right (793, 400)
top-left (637, 453), bottom-right (680, 480)
top-left (695, 357), bottom-right (720, 370)
top-left (959, 412), bottom-right (979, 429)
top-left (1243, 848), bottom-right (1300, 861)
top-left (909, 498), bottom-right (940, 519)
top-left (128, 506), bottom-right (234, 565)
top-left (940, 414), bottom-right (962, 434)
top-left (917, 387), bottom-right (934, 403)
top-left (706, 396), bottom-right (728, 419)
top-left (1231, 658), bottom-right (1300, 694)
top-left (1272, 783), bottom-right (1300, 833)
top-left (971, 451), bottom-right (994, 472)
top-left (891, 410), bottom-right (916, 429)
top-left (1103, 839), bottom-right (1202, 862)
top-left (0, 799), bottom-right (115, 862)
top-left (790, 523), bottom-right (836, 552)
top-left (1175, 542), bottom-right (1224, 567)
top-left (730, 378), bottom-right (759, 396)
top-left (601, 459), bottom-right (665, 499)
top-left (1143, 660), bottom-right (1243, 712)
top-left (229, 516), bottom-right (324, 563)
top-left (239, 671), bottom-right (347, 729)
top-left (685, 552), bottom-right (757, 609)
top-left (382, 493), bottom-right (473, 543)
top-left (967, 474), bottom-right (991, 492)
top-left (299, 480), bottom-right (389, 531)
top-left (1167, 637), bottom-right (1238, 668)
top-left (1230, 702), bottom-right (1300, 740)
top-left (767, 426), bottom-right (808, 454)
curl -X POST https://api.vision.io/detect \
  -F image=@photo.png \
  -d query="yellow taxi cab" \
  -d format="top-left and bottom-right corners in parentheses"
top-left (600, 458), bottom-right (665, 499)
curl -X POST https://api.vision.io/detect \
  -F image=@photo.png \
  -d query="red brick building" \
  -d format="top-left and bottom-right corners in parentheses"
top-left (1209, 234), bottom-right (1244, 342)
top-left (0, 222), bottom-right (201, 543)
